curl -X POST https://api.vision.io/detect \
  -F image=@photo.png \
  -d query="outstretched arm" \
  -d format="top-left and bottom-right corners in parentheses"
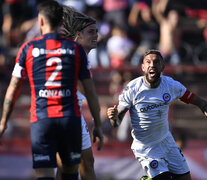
top-left (190, 94), bottom-right (207, 116)
top-left (0, 76), bottom-right (24, 140)
top-left (80, 78), bottom-right (104, 150)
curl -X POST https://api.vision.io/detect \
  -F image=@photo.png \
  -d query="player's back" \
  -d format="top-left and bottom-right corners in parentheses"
top-left (15, 33), bottom-right (90, 122)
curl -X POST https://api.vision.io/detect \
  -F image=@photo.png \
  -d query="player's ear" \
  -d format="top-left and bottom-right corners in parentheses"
top-left (38, 14), bottom-right (44, 26)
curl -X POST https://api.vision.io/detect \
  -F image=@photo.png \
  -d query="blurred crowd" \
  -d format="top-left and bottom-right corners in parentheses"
top-left (0, 0), bottom-right (207, 145)
top-left (0, 0), bottom-right (207, 67)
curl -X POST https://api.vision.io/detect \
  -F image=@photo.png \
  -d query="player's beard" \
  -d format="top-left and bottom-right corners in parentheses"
top-left (145, 72), bottom-right (161, 87)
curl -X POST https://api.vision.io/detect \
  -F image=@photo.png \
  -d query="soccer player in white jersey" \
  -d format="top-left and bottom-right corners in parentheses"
top-left (107, 49), bottom-right (207, 180)
top-left (56, 6), bottom-right (103, 180)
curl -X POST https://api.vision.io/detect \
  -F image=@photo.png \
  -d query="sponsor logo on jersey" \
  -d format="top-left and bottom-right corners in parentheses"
top-left (33, 154), bottom-right (50, 162)
top-left (39, 89), bottom-right (71, 97)
top-left (150, 160), bottom-right (158, 169)
top-left (163, 93), bottom-right (171, 102)
top-left (70, 152), bottom-right (81, 160)
top-left (140, 102), bottom-right (167, 112)
top-left (32, 48), bottom-right (75, 57)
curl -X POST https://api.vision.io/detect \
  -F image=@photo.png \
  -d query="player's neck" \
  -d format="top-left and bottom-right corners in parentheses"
top-left (41, 26), bottom-right (57, 35)
top-left (144, 77), bottom-right (161, 88)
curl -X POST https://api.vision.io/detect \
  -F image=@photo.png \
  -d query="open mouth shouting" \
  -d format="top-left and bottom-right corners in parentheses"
top-left (149, 69), bottom-right (157, 78)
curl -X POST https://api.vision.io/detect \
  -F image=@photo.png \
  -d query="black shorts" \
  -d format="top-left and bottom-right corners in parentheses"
top-left (30, 116), bottom-right (81, 169)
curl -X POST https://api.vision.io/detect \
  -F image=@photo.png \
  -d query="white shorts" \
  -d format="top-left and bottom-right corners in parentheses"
top-left (131, 133), bottom-right (190, 178)
top-left (81, 115), bottom-right (91, 150)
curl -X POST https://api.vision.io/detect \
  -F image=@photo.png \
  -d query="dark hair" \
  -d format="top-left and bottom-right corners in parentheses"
top-left (37, 0), bottom-right (63, 29)
top-left (60, 5), bottom-right (96, 40)
top-left (143, 49), bottom-right (164, 62)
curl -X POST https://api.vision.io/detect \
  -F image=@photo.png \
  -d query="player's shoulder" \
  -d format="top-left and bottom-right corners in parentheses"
top-left (62, 36), bottom-right (86, 54)
top-left (161, 75), bottom-right (183, 89)
top-left (161, 75), bottom-right (182, 83)
top-left (21, 34), bottom-right (47, 49)
top-left (59, 34), bottom-right (75, 43)
top-left (161, 75), bottom-right (176, 84)
top-left (17, 36), bottom-right (44, 55)
top-left (129, 76), bottom-right (143, 85)
top-left (59, 34), bottom-right (82, 46)
top-left (20, 38), bottom-right (37, 49)
top-left (161, 75), bottom-right (173, 80)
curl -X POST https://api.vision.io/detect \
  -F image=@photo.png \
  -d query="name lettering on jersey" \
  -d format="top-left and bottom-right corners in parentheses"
top-left (140, 102), bottom-right (168, 112)
top-left (39, 89), bottom-right (71, 97)
top-left (32, 48), bottom-right (74, 57)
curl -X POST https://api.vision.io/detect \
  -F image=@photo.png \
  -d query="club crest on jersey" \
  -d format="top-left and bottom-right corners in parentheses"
top-left (163, 93), bottom-right (171, 102)
top-left (150, 160), bottom-right (158, 169)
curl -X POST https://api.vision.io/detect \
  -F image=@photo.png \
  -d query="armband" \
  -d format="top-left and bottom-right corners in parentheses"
top-left (12, 63), bottom-right (26, 79)
top-left (201, 103), bottom-right (207, 113)
top-left (180, 90), bottom-right (195, 104)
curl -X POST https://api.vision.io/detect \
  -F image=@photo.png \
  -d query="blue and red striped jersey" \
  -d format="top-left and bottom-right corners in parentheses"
top-left (12, 33), bottom-right (91, 123)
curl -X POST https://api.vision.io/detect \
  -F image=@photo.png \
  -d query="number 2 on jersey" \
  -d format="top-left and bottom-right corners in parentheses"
top-left (45, 57), bottom-right (62, 87)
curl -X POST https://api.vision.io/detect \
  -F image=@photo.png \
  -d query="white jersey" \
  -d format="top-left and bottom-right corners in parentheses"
top-left (118, 75), bottom-right (186, 147)
top-left (77, 91), bottom-right (86, 109)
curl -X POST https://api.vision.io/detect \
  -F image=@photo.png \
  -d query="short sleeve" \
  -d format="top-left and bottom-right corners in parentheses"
top-left (12, 63), bottom-right (27, 79)
top-left (172, 79), bottom-right (187, 99)
top-left (12, 42), bottom-right (28, 79)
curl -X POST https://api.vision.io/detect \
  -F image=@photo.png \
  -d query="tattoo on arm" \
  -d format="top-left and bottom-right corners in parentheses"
top-left (1, 77), bottom-right (23, 124)
top-left (10, 77), bottom-right (22, 89)
top-left (2, 99), bottom-right (13, 121)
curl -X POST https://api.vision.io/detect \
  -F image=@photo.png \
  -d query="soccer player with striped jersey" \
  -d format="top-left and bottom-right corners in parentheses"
top-left (55, 6), bottom-right (102, 180)
top-left (107, 49), bottom-right (207, 180)
top-left (0, 1), bottom-right (103, 180)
